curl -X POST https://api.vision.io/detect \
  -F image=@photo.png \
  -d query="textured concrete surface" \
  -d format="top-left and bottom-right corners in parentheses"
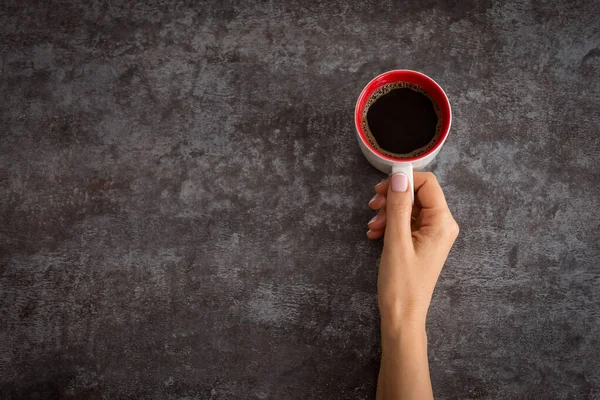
top-left (1, 1), bottom-right (599, 399)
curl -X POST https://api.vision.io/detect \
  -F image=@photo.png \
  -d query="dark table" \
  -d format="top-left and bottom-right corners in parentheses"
top-left (1, 1), bottom-right (599, 399)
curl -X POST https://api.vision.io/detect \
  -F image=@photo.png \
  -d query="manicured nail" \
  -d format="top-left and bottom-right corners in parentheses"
top-left (368, 194), bottom-right (378, 205)
top-left (366, 230), bottom-right (372, 236)
top-left (391, 173), bottom-right (408, 192)
top-left (368, 215), bottom-right (377, 224)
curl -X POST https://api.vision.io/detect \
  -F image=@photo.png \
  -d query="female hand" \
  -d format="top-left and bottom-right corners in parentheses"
top-left (369, 172), bottom-right (459, 400)
top-left (367, 172), bottom-right (459, 327)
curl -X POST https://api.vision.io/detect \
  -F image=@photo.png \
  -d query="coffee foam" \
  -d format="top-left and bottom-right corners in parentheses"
top-left (361, 82), bottom-right (442, 160)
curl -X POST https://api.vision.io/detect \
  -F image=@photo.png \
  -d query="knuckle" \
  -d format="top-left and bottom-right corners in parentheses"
top-left (432, 212), bottom-right (459, 238)
top-left (443, 217), bottom-right (460, 238)
top-left (449, 220), bottom-right (460, 237)
top-left (424, 172), bottom-right (438, 182)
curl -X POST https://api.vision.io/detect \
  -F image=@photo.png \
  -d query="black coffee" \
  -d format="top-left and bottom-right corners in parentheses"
top-left (366, 87), bottom-right (438, 155)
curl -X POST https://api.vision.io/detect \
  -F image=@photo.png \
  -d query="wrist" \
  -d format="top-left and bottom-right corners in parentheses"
top-left (379, 303), bottom-right (428, 335)
top-left (381, 314), bottom-right (426, 336)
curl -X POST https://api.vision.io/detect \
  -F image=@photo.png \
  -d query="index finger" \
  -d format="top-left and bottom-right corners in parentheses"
top-left (374, 178), bottom-right (389, 195)
top-left (413, 172), bottom-right (449, 210)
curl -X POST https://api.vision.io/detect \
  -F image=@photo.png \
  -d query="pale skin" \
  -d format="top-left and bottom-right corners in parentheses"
top-left (366, 172), bottom-right (459, 400)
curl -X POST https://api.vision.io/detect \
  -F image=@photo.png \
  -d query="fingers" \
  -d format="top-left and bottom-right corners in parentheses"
top-left (374, 178), bottom-right (389, 195)
top-left (368, 172), bottom-right (457, 244)
top-left (366, 229), bottom-right (384, 240)
top-left (413, 172), bottom-right (449, 211)
top-left (383, 173), bottom-right (414, 252)
top-left (367, 208), bottom-right (386, 240)
top-left (368, 208), bottom-right (387, 231)
top-left (368, 193), bottom-right (386, 210)
top-left (375, 173), bottom-right (447, 209)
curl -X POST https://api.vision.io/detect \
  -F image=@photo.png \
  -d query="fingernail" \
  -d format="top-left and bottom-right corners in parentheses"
top-left (368, 194), bottom-right (378, 204)
top-left (391, 173), bottom-right (408, 192)
top-left (368, 215), bottom-right (377, 224)
top-left (366, 230), bottom-right (372, 236)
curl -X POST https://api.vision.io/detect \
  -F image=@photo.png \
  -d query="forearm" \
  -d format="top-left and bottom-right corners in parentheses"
top-left (377, 320), bottom-right (433, 400)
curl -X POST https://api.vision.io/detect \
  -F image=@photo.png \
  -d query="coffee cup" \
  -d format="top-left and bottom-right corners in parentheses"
top-left (354, 70), bottom-right (452, 202)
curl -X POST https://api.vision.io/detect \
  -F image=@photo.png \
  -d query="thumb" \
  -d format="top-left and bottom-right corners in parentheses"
top-left (384, 173), bottom-right (414, 252)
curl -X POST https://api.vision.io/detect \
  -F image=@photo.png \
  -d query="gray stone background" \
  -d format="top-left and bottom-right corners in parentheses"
top-left (1, 0), bottom-right (599, 399)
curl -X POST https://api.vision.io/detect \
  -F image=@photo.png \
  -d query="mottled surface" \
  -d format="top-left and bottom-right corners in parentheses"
top-left (1, 0), bottom-right (599, 399)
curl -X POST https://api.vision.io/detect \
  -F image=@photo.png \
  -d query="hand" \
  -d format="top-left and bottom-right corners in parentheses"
top-left (367, 172), bottom-right (459, 329)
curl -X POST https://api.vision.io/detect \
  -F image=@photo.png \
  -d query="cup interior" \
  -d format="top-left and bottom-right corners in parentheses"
top-left (355, 70), bottom-right (451, 162)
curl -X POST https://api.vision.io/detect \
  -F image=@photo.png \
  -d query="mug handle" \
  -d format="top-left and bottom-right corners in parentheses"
top-left (391, 163), bottom-right (414, 205)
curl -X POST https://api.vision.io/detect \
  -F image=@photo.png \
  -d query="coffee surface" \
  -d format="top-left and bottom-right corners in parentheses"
top-left (366, 87), bottom-right (438, 155)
